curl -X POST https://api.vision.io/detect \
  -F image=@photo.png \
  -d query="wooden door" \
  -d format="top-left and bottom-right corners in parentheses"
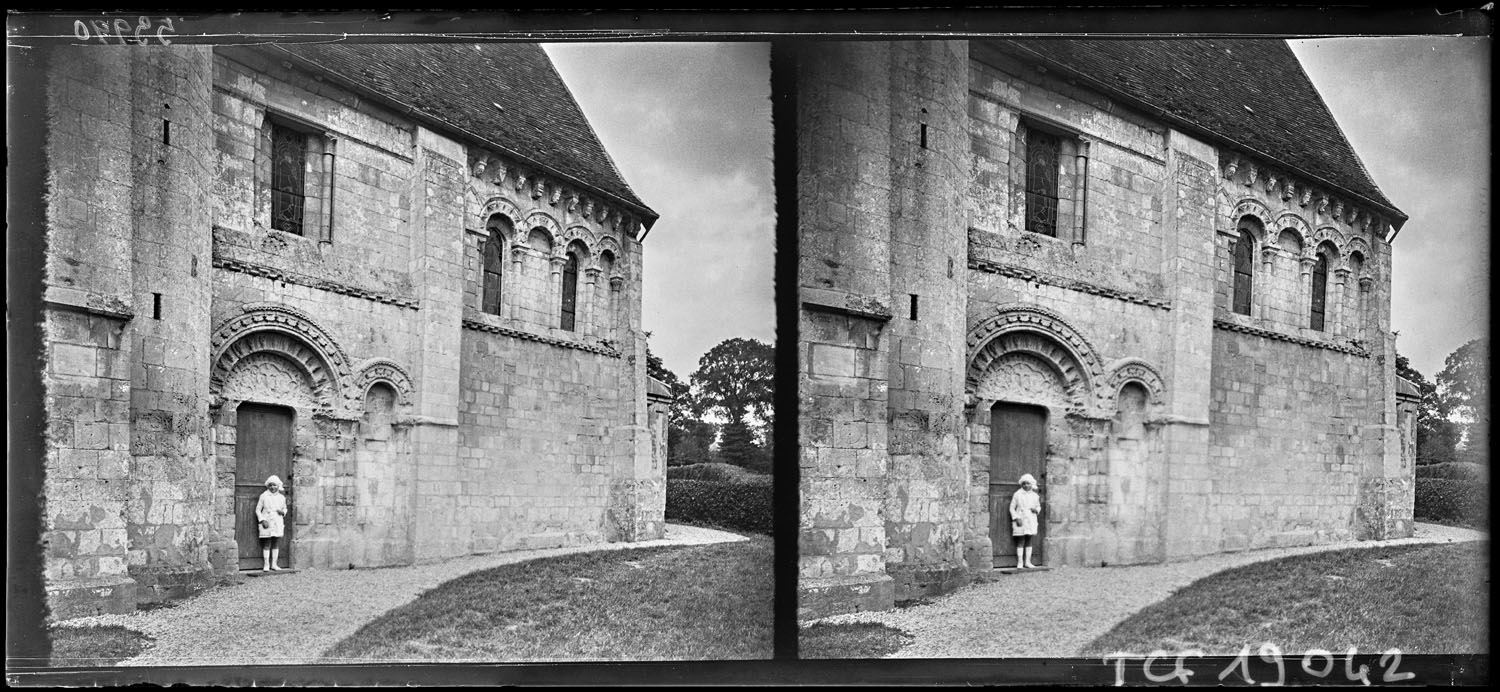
top-left (235, 404), bottom-right (294, 570)
top-left (989, 402), bottom-right (1047, 567)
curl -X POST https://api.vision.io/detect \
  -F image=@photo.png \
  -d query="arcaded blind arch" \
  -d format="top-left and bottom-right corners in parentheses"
top-left (1310, 252), bottom-right (1329, 331)
top-left (560, 249), bottom-right (580, 331)
top-left (482, 214), bottom-right (511, 316)
top-left (1232, 217), bottom-right (1259, 316)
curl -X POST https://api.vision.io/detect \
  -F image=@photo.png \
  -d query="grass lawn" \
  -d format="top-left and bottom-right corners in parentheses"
top-left (1082, 542), bottom-right (1488, 656)
top-left (322, 537), bottom-right (773, 662)
top-left (48, 625), bottom-right (153, 667)
top-left (800, 622), bottom-right (913, 659)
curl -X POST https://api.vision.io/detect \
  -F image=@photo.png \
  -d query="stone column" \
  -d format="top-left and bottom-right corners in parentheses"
top-left (796, 41), bottom-right (898, 619)
top-left (1331, 267), bottom-right (1350, 336)
top-left (881, 40), bottom-right (971, 603)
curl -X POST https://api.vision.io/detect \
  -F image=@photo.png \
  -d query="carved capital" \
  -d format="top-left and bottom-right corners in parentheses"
top-left (609, 274), bottom-right (626, 291)
top-left (510, 245), bottom-right (528, 265)
top-left (1358, 275), bottom-right (1375, 291)
top-left (1333, 267), bottom-right (1352, 284)
top-left (584, 266), bottom-right (603, 284)
top-left (549, 255), bottom-right (566, 274)
top-left (1299, 255), bottom-right (1317, 274)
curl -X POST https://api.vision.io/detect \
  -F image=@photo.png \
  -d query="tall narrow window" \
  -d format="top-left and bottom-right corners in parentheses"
top-left (1232, 226), bottom-right (1255, 316)
top-left (1310, 253), bottom-right (1329, 331)
top-left (1024, 127), bottom-right (1061, 237)
top-left (482, 215), bottom-right (511, 316)
top-left (560, 251), bottom-right (579, 331)
top-left (270, 124), bottom-right (308, 235)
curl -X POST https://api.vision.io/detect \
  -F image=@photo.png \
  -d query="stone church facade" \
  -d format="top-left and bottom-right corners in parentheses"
top-left (797, 40), bottom-right (1420, 618)
top-left (39, 43), bottom-right (666, 619)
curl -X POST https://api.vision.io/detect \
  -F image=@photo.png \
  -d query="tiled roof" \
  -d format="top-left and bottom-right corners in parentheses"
top-left (269, 43), bottom-right (654, 222)
top-left (994, 39), bottom-right (1404, 223)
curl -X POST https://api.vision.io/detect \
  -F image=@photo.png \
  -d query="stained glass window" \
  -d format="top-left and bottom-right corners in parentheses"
top-left (560, 251), bottom-right (579, 331)
top-left (1233, 227), bottom-right (1255, 316)
top-left (1025, 128), bottom-right (1060, 237)
top-left (1310, 253), bottom-right (1328, 331)
top-left (270, 124), bottom-right (307, 235)
top-left (482, 215), bottom-right (510, 315)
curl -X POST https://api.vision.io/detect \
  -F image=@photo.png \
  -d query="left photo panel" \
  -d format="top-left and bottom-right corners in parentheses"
top-left (21, 37), bottom-right (773, 666)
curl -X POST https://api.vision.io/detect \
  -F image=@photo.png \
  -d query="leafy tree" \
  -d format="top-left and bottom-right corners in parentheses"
top-left (1436, 337), bottom-right (1490, 461)
top-left (1397, 351), bottom-right (1459, 464)
top-left (691, 338), bottom-right (775, 472)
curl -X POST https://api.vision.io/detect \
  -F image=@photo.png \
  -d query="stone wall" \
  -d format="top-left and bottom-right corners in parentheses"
top-left (42, 46), bottom-right (221, 618)
top-left (42, 44), bottom-right (661, 618)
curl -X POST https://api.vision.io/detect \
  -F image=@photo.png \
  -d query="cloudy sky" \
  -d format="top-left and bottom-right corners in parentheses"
top-left (1289, 37), bottom-right (1490, 378)
top-left (544, 43), bottom-right (775, 380)
top-left (545, 37), bottom-right (1489, 382)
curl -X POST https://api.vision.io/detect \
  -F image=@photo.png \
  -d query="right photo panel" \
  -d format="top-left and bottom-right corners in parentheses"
top-left (794, 38), bottom-right (1489, 667)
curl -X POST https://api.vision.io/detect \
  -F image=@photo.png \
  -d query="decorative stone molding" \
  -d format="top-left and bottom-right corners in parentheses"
top-left (549, 187), bottom-right (563, 207)
top-left (1230, 198), bottom-right (1273, 234)
top-left (1105, 358), bottom-right (1167, 406)
top-left (1273, 213), bottom-right (1310, 244)
top-left (1212, 317), bottom-right (1370, 357)
top-left (479, 196), bottom-right (524, 237)
top-left (967, 258), bottom-right (1172, 310)
top-left (973, 352), bottom-right (1071, 409)
top-left (220, 351), bottom-right (318, 409)
top-left (523, 211), bottom-right (561, 239)
top-left (354, 358), bottom-right (414, 407)
top-left (594, 235), bottom-right (623, 265)
top-left (211, 257), bottom-right (420, 309)
top-left (211, 304), bottom-right (357, 411)
top-left (559, 225), bottom-right (593, 253)
top-left (461, 317), bottom-right (621, 358)
top-left (1281, 180), bottom-right (1295, 201)
top-left (583, 198), bottom-right (595, 219)
top-left (1310, 226), bottom-right (1345, 254)
top-left (1222, 155), bottom-right (1240, 179)
top-left (1243, 162), bottom-right (1258, 187)
top-left (967, 304), bottom-right (1109, 412)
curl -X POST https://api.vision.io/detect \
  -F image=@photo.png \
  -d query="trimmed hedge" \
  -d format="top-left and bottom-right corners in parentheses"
top-left (1416, 462), bottom-right (1488, 481)
top-left (1414, 477), bottom-right (1488, 527)
top-left (667, 462), bottom-right (772, 486)
top-left (666, 479), bottom-right (772, 535)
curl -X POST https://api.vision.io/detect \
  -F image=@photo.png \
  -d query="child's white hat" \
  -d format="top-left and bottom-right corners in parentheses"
top-left (265, 475), bottom-right (283, 488)
top-left (1018, 473), bottom-right (1037, 486)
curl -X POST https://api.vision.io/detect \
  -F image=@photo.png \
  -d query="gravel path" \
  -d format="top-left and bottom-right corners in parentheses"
top-left (810, 522), bottom-right (1487, 658)
top-left (57, 524), bottom-right (749, 667)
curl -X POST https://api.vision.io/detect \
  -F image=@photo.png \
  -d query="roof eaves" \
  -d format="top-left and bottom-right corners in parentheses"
top-left (1001, 41), bottom-right (1408, 232)
top-left (264, 45), bottom-right (659, 229)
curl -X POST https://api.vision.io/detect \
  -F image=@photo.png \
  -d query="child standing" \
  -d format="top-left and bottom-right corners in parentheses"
top-left (257, 475), bottom-right (288, 571)
top-left (1010, 473), bottom-right (1041, 569)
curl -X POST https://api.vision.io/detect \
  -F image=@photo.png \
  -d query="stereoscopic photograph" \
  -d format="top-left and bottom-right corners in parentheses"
top-left (791, 36), bottom-right (1489, 673)
top-left (8, 19), bottom-right (774, 673)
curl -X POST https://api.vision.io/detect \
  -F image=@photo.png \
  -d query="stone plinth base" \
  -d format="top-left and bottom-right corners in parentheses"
top-left (46, 575), bottom-right (137, 621)
top-left (799, 573), bottom-right (895, 620)
top-left (890, 562), bottom-right (970, 603)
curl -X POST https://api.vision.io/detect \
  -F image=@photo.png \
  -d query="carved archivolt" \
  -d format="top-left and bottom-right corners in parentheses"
top-left (967, 305), bottom-right (1106, 412)
top-left (1311, 226), bottom-right (1346, 253)
top-left (1231, 198), bottom-right (1273, 236)
top-left (210, 304), bottom-right (354, 411)
top-left (354, 358), bottom-right (414, 408)
top-left (1274, 213), bottom-right (1311, 245)
top-left (558, 225), bottom-right (593, 256)
top-left (479, 196), bottom-right (524, 241)
top-left (524, 211), bottom-right (561, 240)
top-left (1104, 358), bottom-right (1166, 407)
